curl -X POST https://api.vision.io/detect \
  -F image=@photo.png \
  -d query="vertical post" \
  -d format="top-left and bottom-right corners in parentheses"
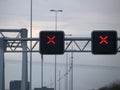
top-left (55, 11), bottom-right (57, 90)
top-left (59, 70), bottom-right (61, 90)
top-left (69, 46), bottom-right (73, 90)
top-left (0, 38), bottom-right (5, 90)
top-left (55, 11), bottom-right (57, 31)
top-left (71, 46), bottom-right (73, 90)
top-left (50, 9), bottom-right (63, 90)
top-left (65, 53), bottom-right (68, 90)
top-left (69, 58), bottom-right (71, 90)
top-left (30, 0), bottom-right (33, 90)
top-left (21, 29), bottom-right (28, 90)
top-left (55, 55), bottom-right (57, 90)
top-left (41, 54), bottom-right (44, 88)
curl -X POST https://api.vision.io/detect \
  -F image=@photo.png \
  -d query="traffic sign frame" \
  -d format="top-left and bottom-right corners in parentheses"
top-left (92, 31), bottom-right (117, 54)
top-left (39, 31), bottom-right (64, 54)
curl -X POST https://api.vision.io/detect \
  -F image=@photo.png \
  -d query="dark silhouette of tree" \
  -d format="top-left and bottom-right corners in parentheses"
top-left (108, 80), bottom-right (120, 90)
top-left (98, 87), bottom-right (108, 90)
top-left (93, 80), bottom-right (120, 90)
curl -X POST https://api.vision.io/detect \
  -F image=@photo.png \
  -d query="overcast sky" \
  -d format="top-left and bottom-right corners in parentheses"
top-left (0, 0), bottom-right (120, 36)
top-left (0, 0), bottom-right (120, 90)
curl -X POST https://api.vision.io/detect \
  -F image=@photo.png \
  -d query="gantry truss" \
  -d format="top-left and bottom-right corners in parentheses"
top-left (2, 37), bottom-right (120, 53)
top-left (0, 29), bottom-right (120, 53)
top-left (1, 29), bottom-right (120, 53)
top-left (0, 29), bottom-right (120, 90)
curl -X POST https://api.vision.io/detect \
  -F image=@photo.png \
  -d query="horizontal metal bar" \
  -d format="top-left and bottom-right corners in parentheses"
top-left (4, 37), bottom-right (120, 41)
top-left (65, 37), bottom-right (91, 41)
top-left (65, 50), bottom-right (91, 52)
top-left (0, 29), bottom-right (22, 32)
top-left (5, 50), bottom-right (39, 53)
top-left (5, 38), bottom-right (39, 41)
top-left (5, 50), bottom-right (120, 53)
top-left (6, 46), bottom-right (22, 48)
top-left (5, 50), bottom-right (91, 52)
top-left (7, 42), bottom-right (21, 43)
top-left (5, 37), bottom-right (91, 41)
top-left (3, 37), bottom-right (120, 53)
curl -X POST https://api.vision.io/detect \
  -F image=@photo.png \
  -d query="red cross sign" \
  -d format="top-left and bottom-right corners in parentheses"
top-left (92, 31), bottom-right (117, 54)
top-left (99, 36), bottom-right (108, 45)
top-left (40, 31), bottom-right (64, 54)
top-left (47, 36), bottom-right (56, 45)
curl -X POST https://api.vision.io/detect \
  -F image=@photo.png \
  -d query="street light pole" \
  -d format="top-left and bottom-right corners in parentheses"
top-left (50, 9), bottom-right (63, 31)
top-left (30, 0), bottom-right (32, 90)
top-left (55, 11), bottom-right (57, 30)
top-left (50, 9), bottom-right (63, 90)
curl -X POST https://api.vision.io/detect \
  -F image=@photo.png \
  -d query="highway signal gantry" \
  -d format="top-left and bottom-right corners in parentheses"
top-left (0, 29), bottom-right (119, 90)
top-left (39, 30), bottom-right (118, 55)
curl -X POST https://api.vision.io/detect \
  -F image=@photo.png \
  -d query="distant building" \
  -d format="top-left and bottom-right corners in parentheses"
top-left (10, 80), bottom-right (29, 90)
top-left (34, 87), bottom-right (54, 90)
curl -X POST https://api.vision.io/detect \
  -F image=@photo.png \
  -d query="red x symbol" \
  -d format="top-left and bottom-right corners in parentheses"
top-left (99, 36), bottom-right (108, 45)
top-left (47, 36), bottom-right (56, 45)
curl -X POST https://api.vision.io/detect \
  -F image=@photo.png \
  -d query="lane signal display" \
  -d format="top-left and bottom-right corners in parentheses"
top-left (40, 31), bottom-right (64, 54)
top-left (92, 31), bottom-right (117, 54)
top-left (99, 36), bottom-right (108, 45)
top-left (47, 36), bottom-right (56, 45)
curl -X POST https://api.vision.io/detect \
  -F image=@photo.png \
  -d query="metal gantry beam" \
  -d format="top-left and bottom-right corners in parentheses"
top-left (0, 29), bottom-right (120, 90)
top-left (3, 37), bottom-right (120, 53)
top-left (0, 38), bottom-right (5, 90)
top-left (0, 29), bottom-right (28, 90)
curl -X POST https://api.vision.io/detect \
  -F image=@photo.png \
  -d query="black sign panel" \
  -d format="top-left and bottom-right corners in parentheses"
top-left (40, 31), bottom-right (64, 54)
top-left (92, 31), bottom-right (117, 54)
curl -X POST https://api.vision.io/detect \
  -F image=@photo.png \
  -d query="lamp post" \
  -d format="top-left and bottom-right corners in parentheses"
top-left (50, 9), bottom-right (63, 90)
top-left (50, 9), bottom-right (63, 31)
top-left (30, 0), bottom-right (32, 90)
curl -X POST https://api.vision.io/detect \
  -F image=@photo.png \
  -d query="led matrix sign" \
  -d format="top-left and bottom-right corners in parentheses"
top-left (92, 31), bottom-right (117, 54)
top-left (40, 31), bottom-right (64, 54)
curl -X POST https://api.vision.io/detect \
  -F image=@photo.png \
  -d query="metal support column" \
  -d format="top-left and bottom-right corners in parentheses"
top-left (71, 47), bottom-right (73, 90)
top-left (59, 70), bottom-right (61, 90)
top-left (65, 53), bottom-right (68, 90)
top-left (69, 46), bottom-right (73, 90)
top-left (0, 38), bottom-right (5, 90)
top-left (21, 29), bottom-right (28, 90)
top-left (41, 54), bottom-right (44, 88)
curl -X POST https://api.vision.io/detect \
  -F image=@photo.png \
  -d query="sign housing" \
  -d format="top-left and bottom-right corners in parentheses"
top-left (92, 31), bottom-right (117, 54)
top-left (40, 31), bottom-right (64, 54)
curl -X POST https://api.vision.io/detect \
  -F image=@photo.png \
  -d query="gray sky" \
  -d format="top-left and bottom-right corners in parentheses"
top-left (1, 0), bottom-right (120, 90)
top-left (1, 0), bottom-right (120, 36)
